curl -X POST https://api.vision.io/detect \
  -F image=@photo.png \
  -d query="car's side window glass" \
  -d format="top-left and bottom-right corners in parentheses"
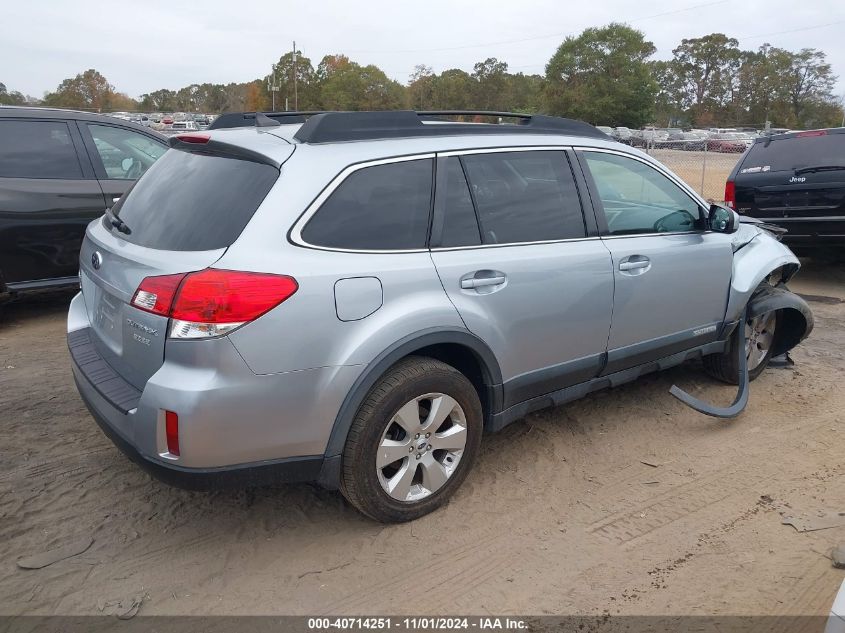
top-left (0, 120), bottom-right (83, 179)
top-left (460, 151), bottom-right (585, 244)
top-left (582, 151), bottom-right (702, 236)
top-left (301, 158), bottom-right (433, 250)
top-left (437, 157), bottom-right (481, 248)
top-left (87, 124), bottom-right (167, 180)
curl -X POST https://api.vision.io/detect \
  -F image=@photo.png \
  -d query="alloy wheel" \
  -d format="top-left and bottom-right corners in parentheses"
top-left (745, 312), bottom-right (776, 370)
top-left (375, 393), bottom-right (468, 502)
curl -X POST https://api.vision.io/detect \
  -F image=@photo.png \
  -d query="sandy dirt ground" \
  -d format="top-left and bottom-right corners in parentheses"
top-left (0, 261), bottom-right (843, 618)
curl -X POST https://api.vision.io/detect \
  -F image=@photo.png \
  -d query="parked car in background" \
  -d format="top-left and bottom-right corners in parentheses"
top-left (707, 133), bottom-right (753, 153)
top-left (761, 127), bottom-right (790, 137)
top-left (162, 116), bottom-right (174, 125)
top-left (0, 107), bottom-right (168, 294)
top-left (631, 128), bottom-right (669, 148)
top-left (612, 126), bottom-right (634, 144)
top-left (68, 110), bottom-right (811, 522)
top-left (170, 120), bottom-right (199, 131)
top-left (726, 127), bottom-right (845, 258)
top-left (662, 131), bottom-right (707, 150)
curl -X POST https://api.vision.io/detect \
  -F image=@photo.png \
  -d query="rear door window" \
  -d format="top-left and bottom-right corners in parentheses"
top-left (0, 120), bottom-right (83, 179)
top-left (459, 151), bottom-right (586, 244)
top-left (85, 124), bottom-right (167, 180)
top-left (301, 159), bottom-right (433, 250)
top-left (112, 149), bottom-right (278, 251)
top-left (741, 132), bottom-right (845, 172)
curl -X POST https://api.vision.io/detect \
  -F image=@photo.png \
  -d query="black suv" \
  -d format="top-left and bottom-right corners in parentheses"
top-left (0, 107), bottom-right (168, 294)
top-left (725, 128), bottom-right (845, 256)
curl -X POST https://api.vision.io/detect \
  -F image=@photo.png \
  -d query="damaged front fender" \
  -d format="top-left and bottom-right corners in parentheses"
top-left (725, 230), bottom-right (800, 325)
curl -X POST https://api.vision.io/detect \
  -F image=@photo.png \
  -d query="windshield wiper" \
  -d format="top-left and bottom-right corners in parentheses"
top-left (794, 165), bottom-right (845, 175)
top-left (105, 208), bottom-right (132, 235)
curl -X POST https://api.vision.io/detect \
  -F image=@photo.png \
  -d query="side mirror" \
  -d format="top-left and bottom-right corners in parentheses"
top-left (121, 157), bottom-right (134, 172)
top-left (708, 204), bottom-right (739, 234)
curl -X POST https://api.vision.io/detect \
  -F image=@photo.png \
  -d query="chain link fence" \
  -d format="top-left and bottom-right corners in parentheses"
top-left (638, 140), bottom-right (745, 203)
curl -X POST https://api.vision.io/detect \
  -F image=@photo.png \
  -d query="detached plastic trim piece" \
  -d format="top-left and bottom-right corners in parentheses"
top-left (669, 307), bottom-right (750, 419)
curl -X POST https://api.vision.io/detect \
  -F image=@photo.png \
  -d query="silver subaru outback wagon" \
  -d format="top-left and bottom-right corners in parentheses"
top-left (68, 110), bottom-right (813, 522)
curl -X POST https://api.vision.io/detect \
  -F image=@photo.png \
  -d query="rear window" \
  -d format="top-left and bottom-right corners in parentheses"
top-left (301, 159), bottom-right (433, 250)
top-left (112, 149), bottom-right (278, 251)
top-left (741, 132), bottom-right (845, 172)
top-left (0, 120), bottom-right (82, 179)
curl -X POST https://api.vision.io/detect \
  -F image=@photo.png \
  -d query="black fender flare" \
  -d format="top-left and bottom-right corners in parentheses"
top-left (317, 328), bottom-right (503, 488)
top-left (747, 284), bottom-right (814, 357)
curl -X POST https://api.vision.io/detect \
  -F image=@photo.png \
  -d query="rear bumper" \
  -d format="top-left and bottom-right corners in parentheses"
top-left (71, 347), bottom-right (328, 490)
top-left (67, 291), bottom-right (357, 489)
top-left (74, 368), bottom-right (325, 490)
top-left (746, 217), bottom-right (845, 247)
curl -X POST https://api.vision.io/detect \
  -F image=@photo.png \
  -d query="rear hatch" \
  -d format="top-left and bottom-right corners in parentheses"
top-left (732, 129), bottom-right (845, 219)
top-left (78, 140), bottom-right (288, 390)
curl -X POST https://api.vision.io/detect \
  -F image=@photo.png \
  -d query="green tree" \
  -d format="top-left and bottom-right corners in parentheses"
top-left (139, 88), bottom-right (177, 111)
top-left (43, 69), bottom-right (135, 111)
top-left (734, 45), bottom-right (841, 128)
top-left (544, 23), bottom-right (657, 127)
top-left (472, 57), bottom-right (509, 110)
top-left (0, 82), bottom-right (27, 105)
top-left (407, 64), bottom-right (435, 110)
top-left (268, 50), bottom-right (317, 110)
top-left (430, 69), bottom-right (475, 110)
top-left (315, 54), bottom-right (405, 110)
top-left (505, 72), bottom-right (544, 113)
top-left (670, 33), bottom-right (741, 123)
top-left (650, 60), bottom-right (687, 126)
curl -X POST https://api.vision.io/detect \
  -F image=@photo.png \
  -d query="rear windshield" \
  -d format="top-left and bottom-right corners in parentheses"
top-left (741, 132), bottom-right (845, 173)
top-left (112, 149), bottom-right (278, 251)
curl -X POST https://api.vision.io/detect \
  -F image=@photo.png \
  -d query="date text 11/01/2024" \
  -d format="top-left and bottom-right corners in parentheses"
top-left (307, 617), bottom-right (529, 630)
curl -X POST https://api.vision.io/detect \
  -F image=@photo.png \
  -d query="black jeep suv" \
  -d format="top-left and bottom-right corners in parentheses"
top-left (725, 128), bottom-right (845, 257)
top-left (0, 107), bottom-right (167, 294)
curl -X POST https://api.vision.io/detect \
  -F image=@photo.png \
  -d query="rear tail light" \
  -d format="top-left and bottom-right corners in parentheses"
top-left (131, 269), bottom-right (298, 339)
top-left (724, 180), bottom-right (736, 210)
top-left (131, 273), bottom-right (187, 316)
top-left (165, 410), bottom-right (180, 456)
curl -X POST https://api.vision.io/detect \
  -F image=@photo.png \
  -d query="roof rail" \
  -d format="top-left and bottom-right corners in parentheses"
top-left (292, 110), bottom-right (607, 143)
top-left (208, 111), bottom-right (326, 130)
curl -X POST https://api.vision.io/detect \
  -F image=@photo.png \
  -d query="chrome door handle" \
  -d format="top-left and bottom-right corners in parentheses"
top-left (619, 259), bottom-right (650, 271)
top-left (460, 275), bottom-right (506, 289)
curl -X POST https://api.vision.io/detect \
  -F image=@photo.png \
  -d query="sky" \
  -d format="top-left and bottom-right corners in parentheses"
top-left (2, 0), bottom-right (844, 100)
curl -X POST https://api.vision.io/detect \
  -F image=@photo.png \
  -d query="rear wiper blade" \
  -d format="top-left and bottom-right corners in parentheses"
top-left (794, 165), bottom-right (845, 175)
top-left (105, 208), bottom-right (131, 235)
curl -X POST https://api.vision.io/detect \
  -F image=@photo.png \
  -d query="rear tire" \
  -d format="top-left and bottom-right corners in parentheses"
top-left (339, 356), bottom-right (483, 523)
top-left (704, 310), bottom-right (781, 384)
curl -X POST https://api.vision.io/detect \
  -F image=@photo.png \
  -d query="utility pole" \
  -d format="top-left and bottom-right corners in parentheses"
top-left (293, 41), bottom-right (298, 111)
top-left (266, 66), bottom-right (279, 111)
